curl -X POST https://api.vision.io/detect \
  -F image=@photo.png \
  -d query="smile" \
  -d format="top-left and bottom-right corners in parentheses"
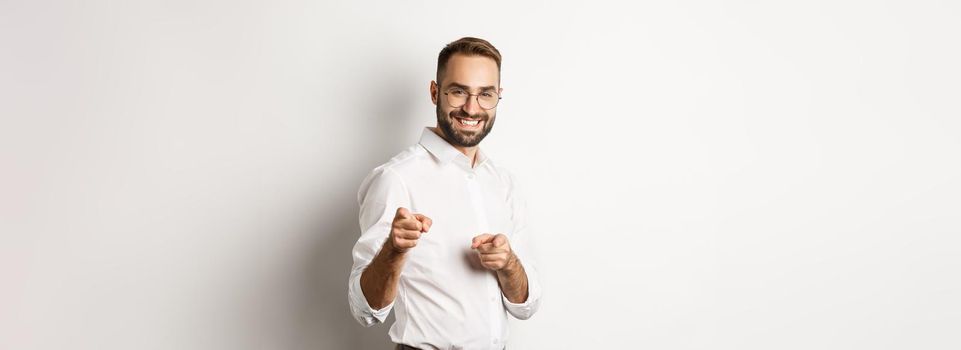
top-left (454, 116), bottom-right (482, 129)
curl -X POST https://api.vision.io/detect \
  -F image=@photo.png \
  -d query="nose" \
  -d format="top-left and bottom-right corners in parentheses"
top-left (461, 94), bottom-right (483, 116)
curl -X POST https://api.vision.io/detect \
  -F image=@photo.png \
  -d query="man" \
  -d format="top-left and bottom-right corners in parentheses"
top-left (347, 37), bottom-right (542, 350)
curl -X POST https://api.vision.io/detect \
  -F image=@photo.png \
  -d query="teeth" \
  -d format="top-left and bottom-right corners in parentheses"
top-left (459, 119), bottom-right (479, 126)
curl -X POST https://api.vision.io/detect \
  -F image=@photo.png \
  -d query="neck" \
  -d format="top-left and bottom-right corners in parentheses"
top-left (430, 127), bottom-right (478, 167)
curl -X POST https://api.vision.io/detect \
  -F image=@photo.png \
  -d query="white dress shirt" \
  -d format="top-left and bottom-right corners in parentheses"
top-left (348, 127), bottom-right (542, 350)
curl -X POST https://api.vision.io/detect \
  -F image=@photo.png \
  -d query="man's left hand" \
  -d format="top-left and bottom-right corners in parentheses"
top-left (471, 233), bottom-right (517, 271)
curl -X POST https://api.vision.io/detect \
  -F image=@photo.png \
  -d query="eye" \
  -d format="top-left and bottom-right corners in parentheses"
top-left (480, 91), bottom-right (495, 98)
top-left (449, 89), bottom-right (467, 97)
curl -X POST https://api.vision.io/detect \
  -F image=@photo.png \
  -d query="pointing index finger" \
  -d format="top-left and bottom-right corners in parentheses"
top-left (471, 233), bottom-right (494, 249)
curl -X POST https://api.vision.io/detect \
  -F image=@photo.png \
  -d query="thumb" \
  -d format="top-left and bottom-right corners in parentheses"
top-left (493, 234), bottom-right (508, 248)
top-left (413, 214), bottom-right (432, 233)
top-left (471, 233), bottom-right (494, 249)
top-left (395, 207), bottom-right (411, 220)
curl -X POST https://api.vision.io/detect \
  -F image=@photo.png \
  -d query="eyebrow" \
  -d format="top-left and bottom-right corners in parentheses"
top-left (445, 82), bottom-right (498, 92)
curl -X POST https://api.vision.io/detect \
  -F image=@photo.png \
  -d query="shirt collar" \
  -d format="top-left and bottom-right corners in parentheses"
top-left (419, 127), bottom-right (489, 167)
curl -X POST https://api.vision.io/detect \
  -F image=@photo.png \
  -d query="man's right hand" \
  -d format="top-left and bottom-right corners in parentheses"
top-left (386, 207), bottom-right (432, 254)
top-left (361, 207), bottom-right (432, 309)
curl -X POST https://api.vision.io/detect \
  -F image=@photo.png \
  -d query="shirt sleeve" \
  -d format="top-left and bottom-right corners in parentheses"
top-left (347, 167), bottom-right (410, 327)
top-left (500, 171), bottom-right (543, 320)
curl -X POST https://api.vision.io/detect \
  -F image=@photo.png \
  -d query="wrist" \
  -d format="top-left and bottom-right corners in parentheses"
top-left (381, 239), bottom-right (407, 260)
top-left (498, 252), bottom-right (521, 275)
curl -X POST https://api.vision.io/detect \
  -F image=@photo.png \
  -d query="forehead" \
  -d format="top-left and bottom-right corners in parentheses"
top-left (441, 53), bottom-right (499, 88)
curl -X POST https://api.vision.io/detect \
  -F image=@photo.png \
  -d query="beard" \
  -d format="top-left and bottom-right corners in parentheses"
top-left (436, 104), bottom-right (496, 148)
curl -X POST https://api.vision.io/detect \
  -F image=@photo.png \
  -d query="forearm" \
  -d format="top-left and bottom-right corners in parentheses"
top-left (495, 253), bottom-right (529, 303)
top-left (359, 242), bottom-right (406, 309)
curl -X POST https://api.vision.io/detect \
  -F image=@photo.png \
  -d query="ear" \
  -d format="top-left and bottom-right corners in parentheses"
top-left (430, 80), bottom-right (439, 105)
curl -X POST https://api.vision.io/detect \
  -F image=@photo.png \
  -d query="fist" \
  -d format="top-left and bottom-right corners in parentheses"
top-left (471, 233), bottom-right (516, 271)
top-left (387, 207), bottom-right (432, 254)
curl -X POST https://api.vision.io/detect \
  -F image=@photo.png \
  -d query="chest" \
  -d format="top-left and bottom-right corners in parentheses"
top-left (404, 168), bottom-right (514, 260)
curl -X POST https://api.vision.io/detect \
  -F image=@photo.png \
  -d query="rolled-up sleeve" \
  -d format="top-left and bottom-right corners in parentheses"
top-left (501, 171), bottom-right (543, 320)
top-left (501, 258), bottom-right (542, 320)
top-left (347, 167), bottom-right (410, 327)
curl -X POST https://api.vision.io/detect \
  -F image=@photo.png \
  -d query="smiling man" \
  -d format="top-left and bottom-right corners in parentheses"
top-left (347, 37), bottom-right (542, 350)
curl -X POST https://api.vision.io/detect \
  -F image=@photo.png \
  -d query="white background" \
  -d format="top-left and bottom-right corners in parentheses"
top-left (2, 1), bottom-right (959, 349)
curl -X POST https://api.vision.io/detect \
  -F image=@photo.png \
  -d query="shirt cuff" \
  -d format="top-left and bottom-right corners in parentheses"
top-left (348, 267), bottom-right (394, 326)
top-left (501, 260), bottom-right (541, 320)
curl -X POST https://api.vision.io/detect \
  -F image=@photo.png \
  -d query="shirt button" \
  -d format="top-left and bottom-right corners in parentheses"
top-left (466, 174), bottom-right (474, 180)
top-left (492, 338), bottom-right (498, 344)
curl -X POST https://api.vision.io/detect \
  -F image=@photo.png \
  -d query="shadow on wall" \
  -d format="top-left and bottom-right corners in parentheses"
top-left (299, 192), bottom-right (396, 350)
top-left (292, 61), bottom-right (422, 349)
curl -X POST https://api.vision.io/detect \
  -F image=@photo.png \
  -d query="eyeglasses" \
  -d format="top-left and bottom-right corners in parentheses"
top-left (442, 87), bottom-right (501, 110)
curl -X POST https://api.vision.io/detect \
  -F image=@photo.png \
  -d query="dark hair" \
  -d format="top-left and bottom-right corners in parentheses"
top-left (436, 37), bottom-right (502, 84)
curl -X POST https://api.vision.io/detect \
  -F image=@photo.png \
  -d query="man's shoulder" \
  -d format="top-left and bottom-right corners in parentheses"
top-left (370, 143), bottom-right (431, 177)
top-left (355, 144), bottom-right (429, 203)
